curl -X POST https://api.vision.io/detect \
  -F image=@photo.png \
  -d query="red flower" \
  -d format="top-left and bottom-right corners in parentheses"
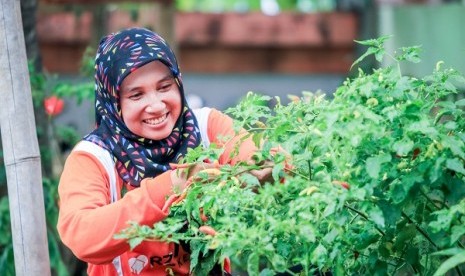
top-left (44, 96), bottom-right (64, 116)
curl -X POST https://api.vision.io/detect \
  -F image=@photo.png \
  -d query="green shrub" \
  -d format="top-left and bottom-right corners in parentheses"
top-left (117, 37), bottom-right (465, 275)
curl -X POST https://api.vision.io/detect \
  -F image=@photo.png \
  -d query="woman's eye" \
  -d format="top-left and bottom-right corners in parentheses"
top-left (129, 92), bottom-right (142, 99)
top-left (158, 82), bottom-right (172, 92)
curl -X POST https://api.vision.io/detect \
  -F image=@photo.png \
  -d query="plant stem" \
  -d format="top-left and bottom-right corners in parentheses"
top-left (246, 127), bottom-right (303, 134)
top-left (307, 159), bottom-right (312, 181)
top-left (401, 211), bottom-right (438, 249)
top-left (284, 168), bottom-right (309, 181)
top-left (231, 164), bottom-right (274, 177)
top-left (344, 204), bottom-right (385, 236)
top-left (420, 188), bottom-right (445, 209)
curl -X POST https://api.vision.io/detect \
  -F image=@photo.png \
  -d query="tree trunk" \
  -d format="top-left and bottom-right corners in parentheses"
top-left (0, 0), bottom-right (51, 275)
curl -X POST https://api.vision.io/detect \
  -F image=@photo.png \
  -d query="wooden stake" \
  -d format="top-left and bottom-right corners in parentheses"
top-left (0, 0), bottom-right (51, 275)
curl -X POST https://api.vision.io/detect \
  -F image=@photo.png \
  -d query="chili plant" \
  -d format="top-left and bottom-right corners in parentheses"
top-left (117, 37), bottom-right (465, 275)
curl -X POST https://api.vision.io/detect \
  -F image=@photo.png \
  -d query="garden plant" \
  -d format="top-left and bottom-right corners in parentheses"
top-left (116, 36), bottom-right (465, 275)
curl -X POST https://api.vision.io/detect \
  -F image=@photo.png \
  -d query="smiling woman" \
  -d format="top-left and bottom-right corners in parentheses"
top-left (56, 27), bottom-right (274, 276)
top-left (120, 61), bottom-right (182, 141)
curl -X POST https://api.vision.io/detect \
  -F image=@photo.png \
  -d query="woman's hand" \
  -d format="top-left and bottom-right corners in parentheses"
top-left (250, 146), bottom-right (294, 185)
top-left (249, 165), bottom-right (273, 185)
top-left (164, 162), bottom-right (221, 212)
top-left (170, 162), bottom-right (220, 191)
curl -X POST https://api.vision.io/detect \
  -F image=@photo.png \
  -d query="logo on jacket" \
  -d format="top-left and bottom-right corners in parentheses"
top-left (129, 255), bottom-right (148, 274)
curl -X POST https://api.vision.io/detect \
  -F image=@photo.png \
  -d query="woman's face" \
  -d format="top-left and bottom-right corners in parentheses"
top-left (120, 61), bottom-right (182, 141)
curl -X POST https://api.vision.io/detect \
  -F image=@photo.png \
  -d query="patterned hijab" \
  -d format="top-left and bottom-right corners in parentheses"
top-left (84, 27), bottom-right (201, 187)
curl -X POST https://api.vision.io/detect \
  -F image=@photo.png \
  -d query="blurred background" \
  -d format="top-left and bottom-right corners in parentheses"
top-left (29, 0), bottom-right (465, 137)
top-left (2, 0), bottom-right (464, 275)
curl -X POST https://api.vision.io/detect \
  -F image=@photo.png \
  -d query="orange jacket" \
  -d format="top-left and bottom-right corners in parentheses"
top-left (57, 108), bottom-right (257, 275)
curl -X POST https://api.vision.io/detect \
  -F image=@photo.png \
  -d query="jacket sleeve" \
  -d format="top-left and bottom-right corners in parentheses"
top-left (206, 108), bottom-right (259, 164)
top-left (57, 150), bottom-right (175, 264)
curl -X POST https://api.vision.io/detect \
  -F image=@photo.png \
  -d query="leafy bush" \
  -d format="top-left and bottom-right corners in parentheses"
top-left (117, 37), bottom-right (465, 275)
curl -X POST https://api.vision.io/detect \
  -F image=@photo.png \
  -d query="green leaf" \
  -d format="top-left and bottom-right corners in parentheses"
top-left (368, 206), bottom-right (385, 228)
top-left (432, 247), bottom-right (464, 257)
top-left (323, 228), bottom-right (339, 244)
top-left (259, 268), bottom-right (276, 276)
top-left (405, 247), bottom-right (420, 270)
top-left (323, 201), bottom-right (337, 217)
top-left (407, 119), bottom-right (438, 137)
top-left (394, 225), bottom-right (416, 250)
top-left (374, 48), bottom-right (385, 62)
top-left (446, 158), bottom-right (465, 175)
top-left (252, 132), bottom-right (264, 148)
top-left (271, 255), bottom-right (287, 272)
top-left (299, 225), bottom-right (316, 243)
top-left (430, 157), bottom-right (446, 183)
top-left (354, 35), bottom-right (392, 47)
top-left (433, 250), bottom-right (465, 276)
top-left (259, 269), bottom-right (275, 276)
top-left (378, 200), bottom-right (401, 227)
top-left (352, 36), bottom-right (392, 68)
top-left (389, 179), bottom-right (408, 204)
top-left (444, 121), bottom-right (457, 130)
top-left (189, 240), bottom-right (203, 272)
top-left (351, 47), bottom-right (377, 69)
top-left (451, 225), bottom-right (465, 245)
top-left (429, 209), bottom-right (454, 233)
top-left (366, 153), bottom-right (392, 179)
top-left (197, 251), bottom-right (219, 275)
top-left (311, 244), bottom-right (328, 265)
top-left (366, 157), bottom-right (381, 179)
top-left (398, 46), bottom-right (422, 63)
top-left (455, 98), bottom-right (465, 106)
top-left (355, 230), bottom-right (379, 251)
top-left (272, 163), bottom-right (284, 183)
top-left (247, 252), bottom-right (260, 275)
top-left (239, 173), bottom-right (261, 189)
top-left (128, 237), bottom-right (144, 249)
top-left (392, 138), bottom-right (414, 156)
top-left (442, 136), bottom-right (465, 159)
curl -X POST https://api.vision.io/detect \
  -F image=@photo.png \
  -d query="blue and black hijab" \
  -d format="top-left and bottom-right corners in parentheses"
top-left (84, 27), bottom-right (201, 187)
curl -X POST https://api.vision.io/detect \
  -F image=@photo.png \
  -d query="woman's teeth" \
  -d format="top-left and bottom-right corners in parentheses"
top-left (144, 114), bottom-right (167, 125)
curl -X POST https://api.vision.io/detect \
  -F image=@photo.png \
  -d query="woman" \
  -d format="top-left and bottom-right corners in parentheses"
top-left (57, 27), bottom-right (269, 275)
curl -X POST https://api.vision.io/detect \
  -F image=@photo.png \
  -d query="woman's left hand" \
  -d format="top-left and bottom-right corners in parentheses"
top-left (249, 166), bottom-right (273, 185)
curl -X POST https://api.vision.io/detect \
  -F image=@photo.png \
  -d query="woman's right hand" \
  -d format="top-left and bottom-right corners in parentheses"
top-left (164, 162), bottom-right (221, 212)
top-left (169, 162), bottom-right (220, 191)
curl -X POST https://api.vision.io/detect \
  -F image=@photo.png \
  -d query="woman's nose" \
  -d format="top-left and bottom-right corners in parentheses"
top-left (145, 93), bottom-right (165, 112)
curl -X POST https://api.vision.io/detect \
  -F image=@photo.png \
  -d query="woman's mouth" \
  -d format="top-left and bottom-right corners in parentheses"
top-left (143, 113), bottom-right (168, 125)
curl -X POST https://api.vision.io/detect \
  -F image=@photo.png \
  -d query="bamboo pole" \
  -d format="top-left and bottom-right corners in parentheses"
top-left (0, 0), bottom-right (51, 275)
